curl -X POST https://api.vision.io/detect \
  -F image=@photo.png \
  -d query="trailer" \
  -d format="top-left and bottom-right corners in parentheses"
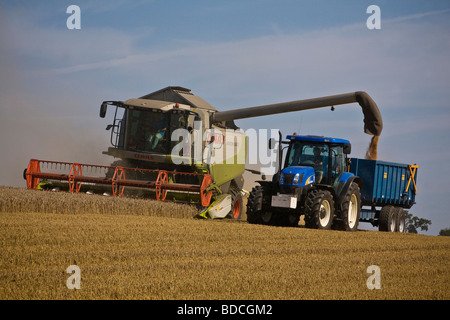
top-left (348, 158), bottom-right (418, 232)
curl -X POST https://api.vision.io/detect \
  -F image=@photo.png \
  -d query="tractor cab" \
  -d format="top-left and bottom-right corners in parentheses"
top-left (280, 135), bottom-right (351, 188)
top-left (255, 133), bottom-right (360, 230)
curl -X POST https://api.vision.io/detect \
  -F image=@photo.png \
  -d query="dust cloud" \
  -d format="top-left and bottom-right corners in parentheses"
top-left (0, 94), bottom-right (111, 187)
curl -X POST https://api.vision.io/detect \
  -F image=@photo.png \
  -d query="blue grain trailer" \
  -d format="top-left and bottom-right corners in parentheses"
top-left (348, 158), bottom-right (418, 232)
top-left (247, 134), bottom-right (419, 232)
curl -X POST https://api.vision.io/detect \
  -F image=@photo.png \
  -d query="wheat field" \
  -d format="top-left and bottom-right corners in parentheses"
top-left (1, 186), bottom-right (449, 300)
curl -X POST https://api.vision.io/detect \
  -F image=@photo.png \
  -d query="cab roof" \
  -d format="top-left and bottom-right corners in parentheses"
top-left (139, 86), bottom-right (217, 112)
top-left (287, 134), bottom-right (350, 144)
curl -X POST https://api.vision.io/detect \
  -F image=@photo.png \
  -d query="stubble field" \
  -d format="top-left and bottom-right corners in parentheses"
top-left (0, 186), bottom-right (449, 300)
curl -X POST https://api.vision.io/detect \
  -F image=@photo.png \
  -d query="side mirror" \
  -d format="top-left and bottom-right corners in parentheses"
top-left (100, 102), bottom-right (108, 118)
top-left (268, 138), bottom-right (276, 149)
top-left (343, 143), bottom-right (351, 154)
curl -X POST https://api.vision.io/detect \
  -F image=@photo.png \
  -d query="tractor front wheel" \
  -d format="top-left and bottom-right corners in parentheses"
top-left (304, 189), bottom-right (335, 230)
top-left (246, 185), bottom-right (274, 225)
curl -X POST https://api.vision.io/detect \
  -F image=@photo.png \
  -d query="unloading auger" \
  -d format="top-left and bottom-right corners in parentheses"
top-left (24, 86), bottom-right (382, 219)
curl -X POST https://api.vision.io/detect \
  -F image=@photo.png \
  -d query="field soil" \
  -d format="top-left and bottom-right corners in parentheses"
top-left (1, 186), bottom-right (449, 300)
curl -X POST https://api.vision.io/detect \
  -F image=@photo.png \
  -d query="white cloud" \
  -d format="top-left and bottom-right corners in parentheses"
top-left (38, 9), bottom-right (449, 113)
top-left (0, 9), bottom-right (143, 70)
top-left (383, 8), bottom-right (450, 24)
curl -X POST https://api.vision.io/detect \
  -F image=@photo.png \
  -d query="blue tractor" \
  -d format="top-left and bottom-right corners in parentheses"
top-left (246, 133), bottom-right (418, 232)
top-left (247, 134), bottom-right (361, 231)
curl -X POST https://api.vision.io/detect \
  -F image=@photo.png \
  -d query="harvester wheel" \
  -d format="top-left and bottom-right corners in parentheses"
top-left (338, 182), bottom-right (361, 232)
top-left (229, 188), bottom-right (243, 220)
top-left (379, 206), bottom-right (396, 232)
top-left (304, 189), bottom-right (335, 230)
top-left (246, 185), bottom-right (273, 225)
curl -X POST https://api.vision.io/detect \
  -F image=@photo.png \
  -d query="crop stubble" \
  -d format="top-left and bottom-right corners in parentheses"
top-left (0, 186), bottom-right (449, 299)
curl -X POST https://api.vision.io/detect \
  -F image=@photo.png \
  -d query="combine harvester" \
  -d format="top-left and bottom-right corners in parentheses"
top-left (23, 86), bottom-right (416, 229)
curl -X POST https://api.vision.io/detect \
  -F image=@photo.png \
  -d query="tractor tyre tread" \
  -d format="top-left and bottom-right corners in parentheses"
top-left (338, 182), bottom-right (361, 232)
top-left (379, 206), bottom-right (395, 232)
top-left (304, 189), bottom-right (335, 230)
top-left (246, 185), bottom-right (272, 225)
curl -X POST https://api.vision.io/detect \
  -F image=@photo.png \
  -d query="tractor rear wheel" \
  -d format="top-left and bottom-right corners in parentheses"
top-left (339, 182), bottom-right (361, 232)
top-left (304, 189), bottom-right (335, 230)
top-left (246, 185), bottom-right (274, 225)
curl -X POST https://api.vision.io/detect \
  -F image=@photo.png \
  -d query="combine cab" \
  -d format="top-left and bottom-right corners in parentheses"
top-left (24, 86), bottom-right (383, 220)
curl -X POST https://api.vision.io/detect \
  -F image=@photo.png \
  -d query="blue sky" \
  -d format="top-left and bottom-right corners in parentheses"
top-left (1, 1), bottom-right (449, 235)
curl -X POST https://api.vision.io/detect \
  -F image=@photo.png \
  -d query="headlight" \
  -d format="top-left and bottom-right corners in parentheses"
top-left (293, 173), bottom-right (303, 185)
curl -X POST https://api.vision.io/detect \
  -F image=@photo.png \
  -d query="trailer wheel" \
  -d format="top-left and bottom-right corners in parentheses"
top-left (246, 185), bottom-right (273, 225)
top-left (304, 189), bottom-right (335, 230)
top-left (339, 182), bottom-right (361, 232)
top-left (396, 208), bottom-right (406, 233)
top-left (379, 206), bottom-right (396, 232)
